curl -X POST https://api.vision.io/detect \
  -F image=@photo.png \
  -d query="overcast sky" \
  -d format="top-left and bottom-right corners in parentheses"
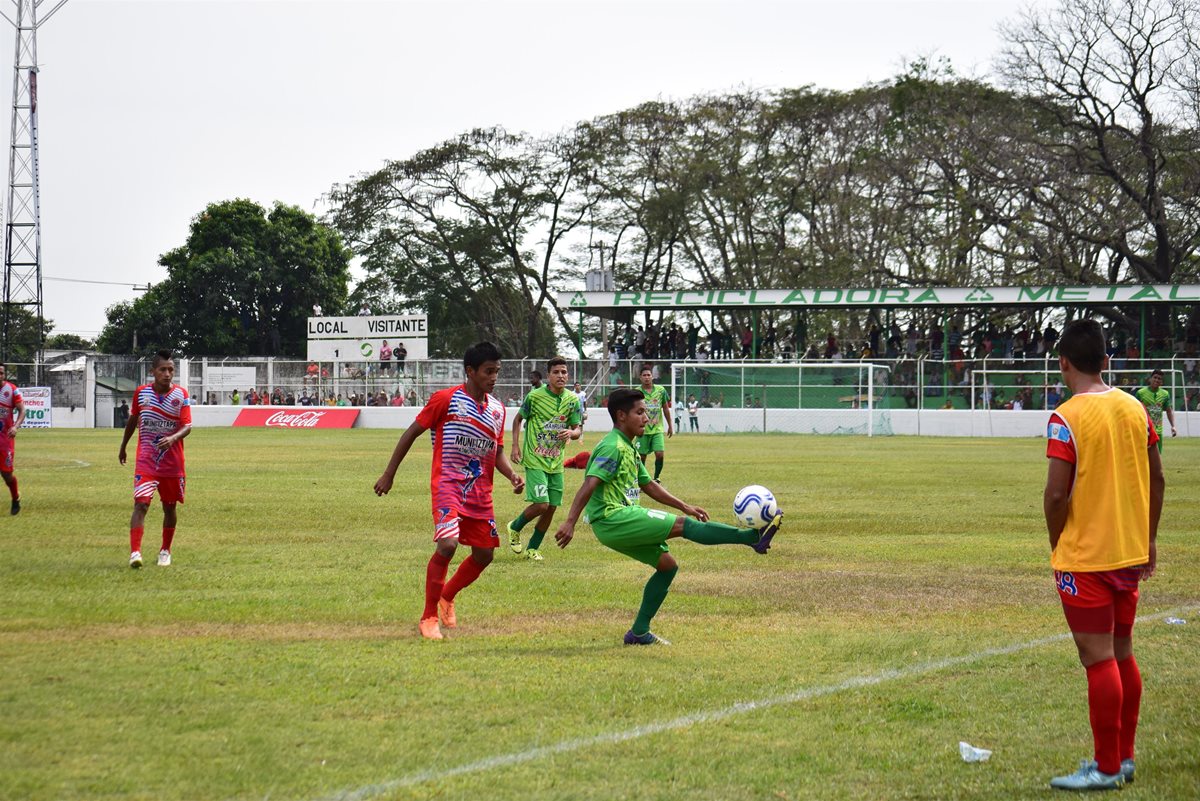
top-left (7, 0), bottom-right (1044, 340)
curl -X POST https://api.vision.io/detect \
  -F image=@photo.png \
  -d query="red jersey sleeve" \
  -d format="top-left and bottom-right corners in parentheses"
top-left (1046, 412), bottom-right (1075, 463)
top-left (131, 385), bottom-right (145, 417)
top-left (180, 388), bottom-right (192, 425)
top-left (11, 386), bottom-right (20, 404)
top-left (415, 388), bottom-right (452, 430)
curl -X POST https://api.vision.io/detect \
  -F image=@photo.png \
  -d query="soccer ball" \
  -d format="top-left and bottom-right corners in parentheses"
top-left (733, 485), bottom-right (779, 528)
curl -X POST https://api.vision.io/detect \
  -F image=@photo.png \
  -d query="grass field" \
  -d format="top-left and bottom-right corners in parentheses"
top-left (1, 428), bottom-right (1197, 801)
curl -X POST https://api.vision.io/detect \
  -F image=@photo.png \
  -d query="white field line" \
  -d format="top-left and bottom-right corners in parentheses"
top-left (317, 606), bottom-right (1195, 801)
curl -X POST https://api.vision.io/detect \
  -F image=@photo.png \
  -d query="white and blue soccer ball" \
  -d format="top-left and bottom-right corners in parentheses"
top-left (733, 485), bottom-right (779, 528)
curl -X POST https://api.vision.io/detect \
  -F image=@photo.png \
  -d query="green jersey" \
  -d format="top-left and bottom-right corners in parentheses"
top-left (640, 384), bottom-right (670, 435)
top-left (1134, 386), bottom-right (1170, 432)
top-left (518, 385), bottom-right (582, 473)
top-left (584, 428), bottom-right (650, 523)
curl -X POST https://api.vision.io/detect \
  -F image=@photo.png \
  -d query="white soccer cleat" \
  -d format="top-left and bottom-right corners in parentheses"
top-left (129, 551), bottom-right (143, 569)
top-left (157, 549), bottom-right (172, 567)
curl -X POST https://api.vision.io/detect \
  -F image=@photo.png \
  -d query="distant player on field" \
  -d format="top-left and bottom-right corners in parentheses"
top-left (1043, 320), bottom-right (1164, 791)
top-left (1134, 369), bottom-right (1176, 451)
top-left (506, 357), bottom-right (582, 561)
top-left (554, 387), bottom-right (781, 646)
top-left (373, 342), bottom-right (524, 640)
top-left (636, 366), bottom-right (671, 481)
top-left (0, 364), bottom-right (26, 515)
top-left (119, 350), bottom-right (192, 568)
top-left (573, 381), bottom-right (588, 442)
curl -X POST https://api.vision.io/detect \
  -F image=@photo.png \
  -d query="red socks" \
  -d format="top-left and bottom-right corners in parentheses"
top-left (441, 554), bottom-right (487, 603)
top-left (1085, 658), bottom-right (1123, 775)
top-left (1117, 655), bottom-right (1142, 762)
top-left (161, 527), bottom-right (176, 552)
top-left (423, 552), bottom-right (452, 620)
top-left (130, 526), bottom-right (144, 553)
top-left (6, 476), bottom-right (16, 499)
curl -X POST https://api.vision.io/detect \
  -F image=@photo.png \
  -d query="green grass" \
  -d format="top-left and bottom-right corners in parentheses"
top-left (1, 429), bottom-right (1198, 801)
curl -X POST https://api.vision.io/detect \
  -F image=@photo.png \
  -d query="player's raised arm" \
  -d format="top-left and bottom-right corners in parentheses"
top-left (374, 420), bottom-right (427, 496)
top-left (641, 479), bottom-right (707, 521)
top-left (554, 475), bottom-right (601, 548)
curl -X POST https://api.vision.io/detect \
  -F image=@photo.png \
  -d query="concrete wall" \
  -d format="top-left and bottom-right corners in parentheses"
top-left (186, 405), bottom-right (1200, 438)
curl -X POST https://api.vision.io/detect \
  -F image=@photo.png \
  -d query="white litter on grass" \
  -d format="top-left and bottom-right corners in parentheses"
top-left (959, 742), bottom-right (992, 762)
top-left (1165, 617), bottom-right (1186, 625)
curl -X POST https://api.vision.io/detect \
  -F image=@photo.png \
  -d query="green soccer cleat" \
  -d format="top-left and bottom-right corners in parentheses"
top-left (624, 630), bottom-right (670, 646)
top-left (1049, 759), bottom-right (1124, 791)
top-left (506, 522), bottom-right (524, 554)
top-left (524, 548), bottom-right (544, 562)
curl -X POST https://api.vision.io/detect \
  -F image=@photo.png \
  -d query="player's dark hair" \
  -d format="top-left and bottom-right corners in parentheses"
top-left (529, 369), bottom-right (542, 380)
top-left (152, 349), bottom-right (174, 366)
top-left (607, 387), bottom-right (645, 422)
top-left (546, 356), bottom-right (568, 370)
top-left (1057, 320), bottom-right (1104, 374)
top-left (1150, 368), bottom-right (1164, 378)
top-left (463, 341), bottom-right (502, 369)
top-left (640, 365), bottom-right (652, 375)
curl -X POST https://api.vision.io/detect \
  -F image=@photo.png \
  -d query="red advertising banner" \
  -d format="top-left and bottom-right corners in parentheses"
top-left (232, 408), bottom-right (359, 429)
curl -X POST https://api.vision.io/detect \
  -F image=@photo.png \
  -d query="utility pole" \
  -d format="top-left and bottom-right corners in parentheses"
top-left (1, 0), bottom-right (69, 368)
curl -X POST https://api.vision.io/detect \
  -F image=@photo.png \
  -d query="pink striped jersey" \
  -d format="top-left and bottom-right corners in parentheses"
top-left (415, 385), bottom-right (506, 520)
top-left (0, 381), bottom-right (21, 441)
top-left (132, 383), bottom-right (192, 476)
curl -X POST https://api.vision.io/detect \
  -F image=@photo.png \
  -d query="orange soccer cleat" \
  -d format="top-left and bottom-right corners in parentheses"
top-left (437, 597), bottom-right (457, 629)
top-left (418, 616), bottom-right (443, 640)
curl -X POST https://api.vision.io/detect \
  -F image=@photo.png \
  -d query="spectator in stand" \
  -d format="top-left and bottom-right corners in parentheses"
top-left (247, 388), bottom-right (259, 406)
top-left (825, 333), bottom-right (838, 359)
top-left (390, 391), bottom-right (404, 407)
top-left (1043, 323), bottom-right (1059, 353)
top-left (906, 324), bottom-right (918, 356)
top-left (687, 394), bottom-right (699, 432)
top-left (285, 391), bottom-right (295, 405)
top-left (740, 328), bottom-right (753, 359)
top-left (395, 342), bottom-right (407, 374)
top-left (305, 362), bottom-right (319, 385)
top-left (358, 302), bottom-right (371, 316)
top-left (231, 389), bottom-right (241, 405)
top-left (380, 341), bottom-right (392, 375)
top-left (271, 388), bottom-right (284, 405)
top-left (259, 389), bottom-right (270, 405)
top-left (407, 388), bottom-right (418, 406)
top-left (868, 323), bottom-right (881, 356)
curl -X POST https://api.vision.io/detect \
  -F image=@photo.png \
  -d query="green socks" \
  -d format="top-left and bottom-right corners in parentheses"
top-left (527, 528), bottom-right (547, 551)
top-left (632, 566), bottom-right (678, 635)
top-left (511, 512), bottom-right (531, 532)
top-left (654, 456), bottom-right (664, 480)
top-left (682, 517), bottom-right (758, 546)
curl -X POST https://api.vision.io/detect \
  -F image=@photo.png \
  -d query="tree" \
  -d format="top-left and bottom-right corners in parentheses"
top-left (96, 200), bottom-right (352, 356)
top-left (998, 0), bottom-right (1200, 285)
top-left (0, 305), bottom-right (52, 364)
top-left (44, 333), bottom-right (95, 351)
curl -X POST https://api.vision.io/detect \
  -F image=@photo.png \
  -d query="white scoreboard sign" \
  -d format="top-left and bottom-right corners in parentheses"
top-left (306, 315), bottom-right (429, 362)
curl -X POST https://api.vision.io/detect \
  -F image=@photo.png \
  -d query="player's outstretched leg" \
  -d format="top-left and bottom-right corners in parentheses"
top-left (439, 546), bottom-right (494, 627)
top-left (421, 544), bottom-right (454, 640)
top-left (507, 502), bottom-right (548, 555)
top-left (625, 554), bottom-right (677, 646)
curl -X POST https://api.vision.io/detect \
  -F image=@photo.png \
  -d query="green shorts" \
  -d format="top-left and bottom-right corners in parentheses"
top-left (636, 432), bottom-right (666, 456)
top-left (523, 467), bottom-right (564, 507)
top-left (591, 505), bottom-right (676, 566)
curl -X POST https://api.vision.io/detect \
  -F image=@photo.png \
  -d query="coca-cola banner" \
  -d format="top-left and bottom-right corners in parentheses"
top-left (232, 408), bottom-right (360, 429)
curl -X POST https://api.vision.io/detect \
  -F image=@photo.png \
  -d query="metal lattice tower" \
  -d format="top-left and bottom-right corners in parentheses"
top-left (1, 0), bottom-right (68, 363)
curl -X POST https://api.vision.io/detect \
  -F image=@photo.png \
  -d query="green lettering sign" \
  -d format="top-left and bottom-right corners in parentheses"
top-left (814, 289), bottom-right (842, 304)
top-left (614, 292), bottom-right (641, 306)
top-left (1055, 287), bottom-right (1089, 302)
top-left (782, 289), bottom-right (808, 304)
top-left (1019, 287), bottom-right (1053, 302)
top-left (1129, 285), bottom-right (1162, 301)
top-left (912, 289), bottom-right (940, 303)
top-left (1169, 286), bottom-right (1199, 300)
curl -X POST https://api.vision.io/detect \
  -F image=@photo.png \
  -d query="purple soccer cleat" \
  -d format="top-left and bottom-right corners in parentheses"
top-left (751, 511), bottom-right (783, 554)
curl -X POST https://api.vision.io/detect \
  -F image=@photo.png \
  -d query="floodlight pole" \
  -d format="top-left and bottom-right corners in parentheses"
top-left (0, 0), bottom-right (68, 366)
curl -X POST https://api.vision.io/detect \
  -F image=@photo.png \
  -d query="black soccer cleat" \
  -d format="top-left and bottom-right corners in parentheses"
top-left (751, 511), bottom-right (783, 554)
top-left (10, 497), bottom-right (19, 515)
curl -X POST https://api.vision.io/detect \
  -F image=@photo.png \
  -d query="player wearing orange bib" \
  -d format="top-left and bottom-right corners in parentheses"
top-left (1043, 320), bottom-right (1164, 791)
top-left (119, 350), bottom-right (193, 569)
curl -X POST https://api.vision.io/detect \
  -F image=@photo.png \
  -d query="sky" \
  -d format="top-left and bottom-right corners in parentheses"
top-left (4, 0), bottom-right (1045, 340)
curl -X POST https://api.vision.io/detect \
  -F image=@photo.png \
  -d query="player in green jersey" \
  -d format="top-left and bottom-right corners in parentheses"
top-left (553, 387), bottom-right (782, 645)
top-left (636, 366), bottom-right (672, 481)
top-left (1134, 369), bottom-right (1176, 452)
top-left (507, 357), bottom-right (583, 561)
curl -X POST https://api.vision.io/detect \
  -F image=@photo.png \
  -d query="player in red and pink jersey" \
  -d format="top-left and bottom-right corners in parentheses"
top-left (0, 364), bottom-right (26, 515)
top-left (374, 342), bottom-right (524, 640)
top-left (119, 350), bottom-right (192, 569)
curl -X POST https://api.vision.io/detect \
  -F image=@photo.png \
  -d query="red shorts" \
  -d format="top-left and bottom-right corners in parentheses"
top-left (134, 474), bottom-right (186, 505)
top-left (432, 508), bottom-right (498, 548)
top-left (1054, 568), bottom-right (1141, 636)
top-left (0, 439), bottom-right (12, 473)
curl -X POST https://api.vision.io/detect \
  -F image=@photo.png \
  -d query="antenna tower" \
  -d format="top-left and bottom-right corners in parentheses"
top-left (1, 0), bottom-right (68, 364)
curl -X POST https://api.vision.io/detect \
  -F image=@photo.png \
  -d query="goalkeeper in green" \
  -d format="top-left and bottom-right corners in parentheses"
top-left (506, 357), bottom-right (582, 561)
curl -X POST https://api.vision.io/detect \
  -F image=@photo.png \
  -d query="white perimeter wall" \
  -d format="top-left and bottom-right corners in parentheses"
top-left (187, 406), bottom-right (1200, 438)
